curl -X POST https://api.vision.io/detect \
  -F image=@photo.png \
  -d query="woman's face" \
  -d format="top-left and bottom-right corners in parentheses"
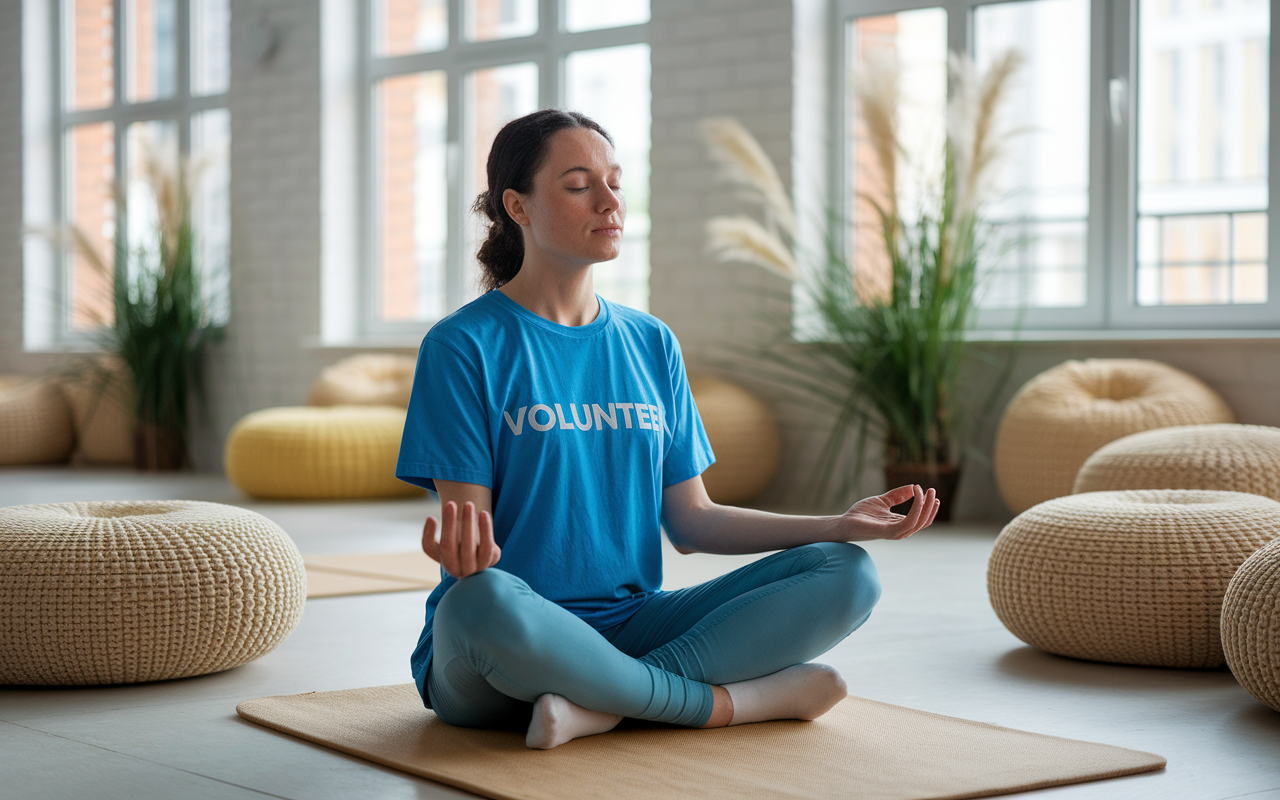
top-left (504, 127), bottom-right (626, 268)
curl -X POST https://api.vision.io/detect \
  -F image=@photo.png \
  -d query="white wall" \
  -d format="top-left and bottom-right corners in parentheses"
top-left (3, 0), bottom-right (1279, 520)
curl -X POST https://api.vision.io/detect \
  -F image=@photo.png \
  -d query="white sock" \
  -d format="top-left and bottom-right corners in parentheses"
top-left (722, 663), bottom-right (848, 726)
top-left (525, 694), bottom-right (623, 750)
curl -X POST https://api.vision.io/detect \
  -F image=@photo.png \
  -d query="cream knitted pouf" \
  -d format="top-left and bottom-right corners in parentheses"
top-left (988, 490), bottom-right (1280, 668)
top-left (1074, 424), bottom-right (1280, 501)
top-left (57, 357), bottom-right (134, 465)
top-left (1222, 538), bottom-right (1280, 711)
top-left (307, 354), bottom-right (417, 408)
top-left (0, 500), bottom-right (306, 685)
top-left (0, 376), bottom-right (75, 466)
top-left (994, 359), bottom-right (1233, 514)
top-left (226, 406), bottom-right (424, 500)
top-left (688, 375), bottom-right (781, 505)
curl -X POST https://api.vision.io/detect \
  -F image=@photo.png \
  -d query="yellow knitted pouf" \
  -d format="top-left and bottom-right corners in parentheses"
top-left (0, 376), bottom-right (74, 465)
top-left (994, 359), bottom-right (1233, 514)
top-left (1222, 538), bottom-right (1280, 711)
top-left (226, 406), bottom-right (424, 499)
top-left (689, 375), bottom-right (781, 505)
top-left (1075, 424), bottom-right (1280, 500)
top-left (987, 490), bottom-right (1280, 668)
top-left (0, 500), bottom-right (305, 685)
top-left (307, 354), bottom-right (417, 408)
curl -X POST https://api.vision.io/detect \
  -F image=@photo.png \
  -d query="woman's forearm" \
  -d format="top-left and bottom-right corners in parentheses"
top-left (666, 503), bottom-right (845, 555)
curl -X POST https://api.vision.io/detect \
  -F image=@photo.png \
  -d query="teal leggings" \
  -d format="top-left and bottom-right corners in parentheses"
top-left (427, 541), bottom-right (881, 730)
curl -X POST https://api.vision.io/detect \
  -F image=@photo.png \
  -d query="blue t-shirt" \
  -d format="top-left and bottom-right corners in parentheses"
top-left (396, 289), bottom-right (715, 706)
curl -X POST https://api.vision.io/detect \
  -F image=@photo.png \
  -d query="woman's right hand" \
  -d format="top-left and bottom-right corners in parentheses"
top-left (422, 500), bottom-right (502, 579)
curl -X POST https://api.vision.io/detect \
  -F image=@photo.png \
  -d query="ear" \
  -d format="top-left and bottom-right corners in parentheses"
top-left (502, 188), bottom-right (531, 227)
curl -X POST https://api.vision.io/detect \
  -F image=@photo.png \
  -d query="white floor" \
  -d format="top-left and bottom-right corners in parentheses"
top-left (1, 467), bottom-right (1278, 800)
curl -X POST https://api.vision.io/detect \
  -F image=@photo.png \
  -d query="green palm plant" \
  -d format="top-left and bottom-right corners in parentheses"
top-left (702, 50), bottom-right (1023, 515)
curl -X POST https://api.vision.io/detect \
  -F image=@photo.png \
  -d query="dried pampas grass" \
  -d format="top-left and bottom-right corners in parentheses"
top-left (705, 215), bottom-right (797, 280)
top-left (699, 117), bottom-right (796, 238)
top-left (947, 49), bottom-right (1024, 224)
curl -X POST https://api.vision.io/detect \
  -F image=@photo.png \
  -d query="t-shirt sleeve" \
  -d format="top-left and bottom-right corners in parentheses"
top-left (661, 330), bottom-right (716, 488)
top-left (396, 336), bottom-right (493, 492)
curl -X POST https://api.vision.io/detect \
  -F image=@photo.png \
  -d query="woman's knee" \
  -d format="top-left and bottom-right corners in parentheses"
top-left (809, 541), bottom-right (882, 627)
top-left (435, 569), bottom-right (539, 653)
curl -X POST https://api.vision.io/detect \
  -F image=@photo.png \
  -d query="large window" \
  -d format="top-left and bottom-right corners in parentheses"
top-left (34, 0), bottom-right (230, 338)
top-left (362, 0), bottom-right (650, 334)
top-left (837, 0), bottom-right (1277, 331)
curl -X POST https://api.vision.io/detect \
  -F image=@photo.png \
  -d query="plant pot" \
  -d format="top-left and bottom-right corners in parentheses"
top-left (133, 423), bottom-right (187, 471)
top-left (884, 462), bottom-right (960, 523)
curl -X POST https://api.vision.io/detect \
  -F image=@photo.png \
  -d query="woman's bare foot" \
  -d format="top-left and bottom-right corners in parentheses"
top-left (716, 663), bottom-right (848, 727)
top-left (525, 694), bottom-right (623, 750)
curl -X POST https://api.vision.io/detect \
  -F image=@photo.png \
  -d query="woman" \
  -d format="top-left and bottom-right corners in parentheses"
top-left (396, 109), bottom-right (939, 750)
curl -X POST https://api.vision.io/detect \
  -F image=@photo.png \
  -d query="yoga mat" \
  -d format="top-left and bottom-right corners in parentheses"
top-left (304, 551), bottom-right (440, 598)
top-left (237, 684), bottom-right (1165, 800)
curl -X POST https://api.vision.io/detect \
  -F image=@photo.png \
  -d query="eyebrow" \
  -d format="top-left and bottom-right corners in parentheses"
top-left (557, 164), bottom-right (623, 179)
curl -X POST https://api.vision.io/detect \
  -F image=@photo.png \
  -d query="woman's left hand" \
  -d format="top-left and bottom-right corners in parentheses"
top-left (837, 484), bottom-right (940, 541)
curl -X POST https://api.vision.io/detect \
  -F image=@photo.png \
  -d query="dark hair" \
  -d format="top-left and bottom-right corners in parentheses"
top-left (471, 109), bottom-right (614, 292)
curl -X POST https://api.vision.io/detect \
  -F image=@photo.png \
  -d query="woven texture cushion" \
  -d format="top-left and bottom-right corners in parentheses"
top-left (0, 375), bottom-right (74, 466)
top-left (994, 359), bottom-right (1233, 514)
top-left (225, 406), bottom-right (423, 500)
top-left (1222, 538), bottom-right (1280, 712)
top-left (987, 490), bottom-right (1280, 668)
top-left (688, 375), bottom-right (781, 505)
top-left (308, 354), bottom-right (417, 408)
top-left (1075, 423), bottom-right (1280, 501)
top-left (57, 357), bottom-right (134, 465)
top-left (0, 500), bottom-right (305, 686)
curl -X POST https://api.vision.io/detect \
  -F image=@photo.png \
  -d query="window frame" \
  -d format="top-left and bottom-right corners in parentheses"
top-left (832, 0), bottom-right (1280, 332)
top-left (356, 0), bottom-right (648, 337)
top-left (42, 0), bottom-right (228, 346)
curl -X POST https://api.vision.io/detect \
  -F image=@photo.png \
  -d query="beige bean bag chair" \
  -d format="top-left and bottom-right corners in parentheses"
top-left (1075, 424), bottom-right (1280, 501)
top-left (225, 406), bottom-right (424, 500)
top-left (988, 490), bottom-right (1280, 668)
top-left (994, 359), bottom-right (1233, 514)
top-left (0, 375), bottom-right (74, 465)
top-left (689, 375), bottom-right (781, 505)
top-left (308, 354), bottom-right (417, 408)
top-left (57, 356), bottom-right (134, 465)
top-left (0, 500), bottom-right (306, 685)
top-left (1222, 538), bottom-right (1280, 712)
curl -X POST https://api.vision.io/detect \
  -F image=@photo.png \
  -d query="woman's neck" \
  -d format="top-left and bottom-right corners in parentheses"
top-left (498, 260), bottom-right (599, 327)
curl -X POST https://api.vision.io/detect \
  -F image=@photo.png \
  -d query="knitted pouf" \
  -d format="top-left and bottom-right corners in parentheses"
top-left (225, 406), bottom-right (424, 500)
top-left (0, 500), bottom-right (306, 686)
top-left (987, 490), bottom-right (1280, 668)
top-left (307, 354), bottom-right (417, 408)
top-left (1222, 538), bottom-right (1280, 711)
top-left (994, 359), bottom-right (1233, 514)
top-left (1075, 424), bottom-right (1280, 500)
top-left (0, 376), bottom-right (74, 466)
top-left (58, 357), bottom-right (134, 465)
top-left (688, 375), bottom-right (781, 505)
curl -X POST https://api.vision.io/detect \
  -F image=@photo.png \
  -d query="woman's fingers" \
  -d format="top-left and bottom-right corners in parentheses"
top-left (421, 516), bottom-right (442, 561)
top-left (479, 510), bottom-right (501, 569)
top-left (440, 501), bottom-right (460, 576)
top-left (880, 485), bottom-right (917, 509)
top-left (458, 502), bottom-right (479, 576)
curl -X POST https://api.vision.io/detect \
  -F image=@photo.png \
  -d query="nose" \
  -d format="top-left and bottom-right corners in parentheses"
top-left (595, 183), bottom-right (622, 214)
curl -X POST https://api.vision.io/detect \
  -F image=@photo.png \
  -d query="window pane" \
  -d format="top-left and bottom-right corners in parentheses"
top-left (1136, 0), bottom-right (1269, 305)
top-left (564, 0), bottom-right (648, 32)
top-left (846, 9), bottom-right (947, 304)
top-left (974, 0), bottom-right (1089, 309)
top-left (192, 0), bottom-right (230, 96)
top-left (127, 0), bottom-right (177, 103)
top-left (465, 62), bottom-right (538, 290)
top-left (376, 0), bottom-right (447, 56)
top-left (125, 120), bottom-right (180, 280)
top-left (65, 122), bottom-right (116, 329)
top-left (376, 71), bottom-right (448, 322)
top-left (67, 0), bottom-right (114, 111)
top-left (193, 109), bottom-right (231, 325)
top-left (566, 44), bottom-right (651, 311)
top-left (466, 0), bottom-right (537, 42)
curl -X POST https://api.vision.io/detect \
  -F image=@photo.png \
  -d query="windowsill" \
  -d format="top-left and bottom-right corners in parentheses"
top-left (967, 329), bottom-right (1280, 343)
top-left (299, 334), bottom-right (423, 351)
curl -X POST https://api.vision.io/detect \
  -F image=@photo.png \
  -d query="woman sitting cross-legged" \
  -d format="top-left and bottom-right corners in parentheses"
top-left (396, 108), bottom-right (941, 750)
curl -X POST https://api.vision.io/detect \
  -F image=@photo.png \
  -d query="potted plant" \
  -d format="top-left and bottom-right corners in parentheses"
top-left (701, 51), bottom-right (1022, 520)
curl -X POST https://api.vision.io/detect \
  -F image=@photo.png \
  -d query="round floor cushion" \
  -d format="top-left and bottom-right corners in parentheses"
top-left (0, 376), bottom-right (74, 466)
top-left (1222, 538), bottom-right (1280, 712)
top-left (689, 375), bottom-right (781, 505)
top-left (1075, 424), bottom-right (1280, 501)
top-left (0, 500), bottom-right (306, 685)
top-left (994, 359), bottom-right (1233, 514)
top-left (988, 490), bottom-right (1280, 668)
top-left (226, 406), bottom-right (423, 500)
top-left (307, 354), bottom-right (417, 408)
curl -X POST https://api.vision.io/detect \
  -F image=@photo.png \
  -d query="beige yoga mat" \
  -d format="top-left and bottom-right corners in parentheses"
top-left (304, 551), bottom-right (440, 598)
top-left (236, 684), bottom-right (1165, 800)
